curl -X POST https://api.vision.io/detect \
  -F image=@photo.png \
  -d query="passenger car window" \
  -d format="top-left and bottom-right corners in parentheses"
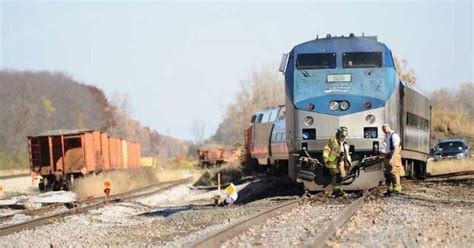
top-left (250, 115), bottom-right (257, 123)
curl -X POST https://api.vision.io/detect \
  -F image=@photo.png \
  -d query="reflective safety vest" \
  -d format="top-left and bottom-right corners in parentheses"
top-left (323, 137), bottom-right (340, 164)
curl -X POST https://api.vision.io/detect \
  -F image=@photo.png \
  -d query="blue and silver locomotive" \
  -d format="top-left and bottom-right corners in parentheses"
top-left (279, 34), bottom-right (431, 190)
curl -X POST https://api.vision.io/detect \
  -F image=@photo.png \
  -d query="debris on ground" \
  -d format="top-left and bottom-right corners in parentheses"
top-left (235, 176), bottom-right (304, 204)
top-left (194, 163), bottom-right (244, 187)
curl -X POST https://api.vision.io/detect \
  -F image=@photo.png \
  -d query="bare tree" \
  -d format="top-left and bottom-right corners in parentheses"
top-left (110, 92), bottom-right (132, 116)
top-left (191, 119), bottom-right (207, 145)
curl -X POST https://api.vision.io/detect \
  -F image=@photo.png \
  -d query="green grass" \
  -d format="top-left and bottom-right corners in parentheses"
top-left (0, 151), bottom-right (29, 170)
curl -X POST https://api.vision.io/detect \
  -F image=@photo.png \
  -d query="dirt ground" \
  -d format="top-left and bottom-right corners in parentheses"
top-left (0, 175), bottom-right (39, 198)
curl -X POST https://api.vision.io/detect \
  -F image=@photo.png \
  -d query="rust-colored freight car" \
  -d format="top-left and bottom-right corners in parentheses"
top-left (197, 148), bottom-right (226, 168)
top-left (28, 129), bottom-right (141, 191)
top-left (196, 146), bottom-right (241, 168)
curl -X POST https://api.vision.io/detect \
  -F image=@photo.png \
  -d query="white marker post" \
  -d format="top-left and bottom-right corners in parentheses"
top-left (217, 173), bottom-right (221, 195)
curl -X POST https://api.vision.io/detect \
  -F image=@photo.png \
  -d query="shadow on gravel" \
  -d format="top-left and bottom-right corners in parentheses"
top-left (235, 176), bottom-right (304, 204)
top-left (139, 205), bottom-right (192, 217)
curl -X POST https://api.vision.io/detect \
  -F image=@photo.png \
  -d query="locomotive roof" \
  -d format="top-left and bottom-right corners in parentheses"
top-left (292, 35), bottom-right (390, 54)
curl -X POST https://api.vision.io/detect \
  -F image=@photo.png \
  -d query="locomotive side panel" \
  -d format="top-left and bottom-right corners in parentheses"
top-left (285, 91), bottom-right (297, 180)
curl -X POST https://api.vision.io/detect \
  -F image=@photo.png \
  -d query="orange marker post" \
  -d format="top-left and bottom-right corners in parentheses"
top-left (103, 180), bottom-right (111, 205)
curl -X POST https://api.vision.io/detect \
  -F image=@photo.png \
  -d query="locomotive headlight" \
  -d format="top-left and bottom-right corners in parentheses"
top-left (365, 114), bottom-right (376, 124)
top-left (329, 101), bottom-right (339, 111)
top-left (304, 116), bottom-right (314, 126)
top-left (339, 101), bottom-right (350, 111)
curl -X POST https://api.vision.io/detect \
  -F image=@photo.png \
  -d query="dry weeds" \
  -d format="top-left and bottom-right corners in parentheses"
top-left (72, 159), bottom-right (199, 200)
top-left (426, 158), bottom-right (474, 176)
top-left (72, 168), bottom-right (159, 199)
top-left (432, 108), bottom-right (474, 142)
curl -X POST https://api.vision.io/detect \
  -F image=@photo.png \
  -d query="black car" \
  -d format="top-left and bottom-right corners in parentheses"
top-left (431, 139), bottom-right (471, 160)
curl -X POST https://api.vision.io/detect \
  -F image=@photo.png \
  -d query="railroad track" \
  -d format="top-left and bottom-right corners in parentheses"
top-left (0, 177), bottom-right (191, 223)
top-left (189, 191), bottom-right (370, 248)
top-left (0, 178), bottom-right (190, 236)
top-left (0, 173), bottom-right (31, 180)
top-left (303, 193), bottom-right (368, 248)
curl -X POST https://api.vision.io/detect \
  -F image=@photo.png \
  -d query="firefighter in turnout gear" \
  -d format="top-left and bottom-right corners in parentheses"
top-left (381, 123), bottom-right (405, 196)
top-left (323, 127), bottom-right (352, 197)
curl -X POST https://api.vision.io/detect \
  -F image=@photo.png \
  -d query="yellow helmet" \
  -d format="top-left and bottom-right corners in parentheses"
top-left (336, 126), bottom-right (349, 138)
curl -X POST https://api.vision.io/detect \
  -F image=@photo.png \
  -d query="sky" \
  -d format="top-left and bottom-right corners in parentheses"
top-left (1, 0), bottom-right (472, 141)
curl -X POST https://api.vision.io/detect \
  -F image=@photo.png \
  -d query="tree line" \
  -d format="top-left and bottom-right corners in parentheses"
top-left (0, 70), bottom-right (187, 169)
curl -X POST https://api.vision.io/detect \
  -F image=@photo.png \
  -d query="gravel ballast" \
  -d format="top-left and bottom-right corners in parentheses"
top-left (221, 198), bottom-right (347, 248)
top-left (0, 178), bottom-right (300, 247)
top-left (334, 178), bottom-right (474, 247)
top-left (0, 177), bottom-right (472, 247)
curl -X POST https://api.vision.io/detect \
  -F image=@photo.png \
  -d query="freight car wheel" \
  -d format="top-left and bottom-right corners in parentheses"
top-left (52, 180), bottom-right (62, 191)
top-left (415, 162), bottom-right (427, 180)
top-left (38, 179), bottom-right (45, 192)
top-left (61, 178), bottom-right (71, 191)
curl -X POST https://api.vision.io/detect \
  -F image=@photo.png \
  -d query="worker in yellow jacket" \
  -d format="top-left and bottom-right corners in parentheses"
top-left (322, 127), bottom-right (351, 197)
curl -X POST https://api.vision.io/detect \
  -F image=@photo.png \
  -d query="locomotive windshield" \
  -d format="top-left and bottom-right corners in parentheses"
top-left (297, 53), bottom-right (336, 69)
top-left (288, 38), bottom-right (397, 116)
top-left (343, 52), bottom-right (382, 68)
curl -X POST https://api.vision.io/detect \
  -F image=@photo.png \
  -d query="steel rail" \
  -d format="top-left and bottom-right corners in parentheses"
top-left (304, 193), bottom-right (368, 248)
top-left (0, 178), bottom-right (189, 223)
top-left (0, 173), bottom-right (31, 180)
top-left (0, 178), bottom-right (189, 236)
top-left (189, 197), bottom-right (303, 248)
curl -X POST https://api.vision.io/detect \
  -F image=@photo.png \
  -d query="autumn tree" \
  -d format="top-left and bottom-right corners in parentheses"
top-left (0, 70), bottom-right (189, 168)
top-left (211, 67), bottom-right (284, 146)
top-left (393, 56), bottom-right (417, 84)
top-left (430, 83), bottom-right (474, 144)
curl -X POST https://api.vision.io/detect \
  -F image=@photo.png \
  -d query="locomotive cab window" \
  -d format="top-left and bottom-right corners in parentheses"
top-left (296, 53), bottom-right (336, 70)
top-left (343, 52), bottom-right (382, 68)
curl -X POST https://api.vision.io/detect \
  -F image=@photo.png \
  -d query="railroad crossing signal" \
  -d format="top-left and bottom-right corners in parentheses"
top-left (103, 180), bottom-right (111, 196)
top-left (104, 180), bottom-right (111, 188)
